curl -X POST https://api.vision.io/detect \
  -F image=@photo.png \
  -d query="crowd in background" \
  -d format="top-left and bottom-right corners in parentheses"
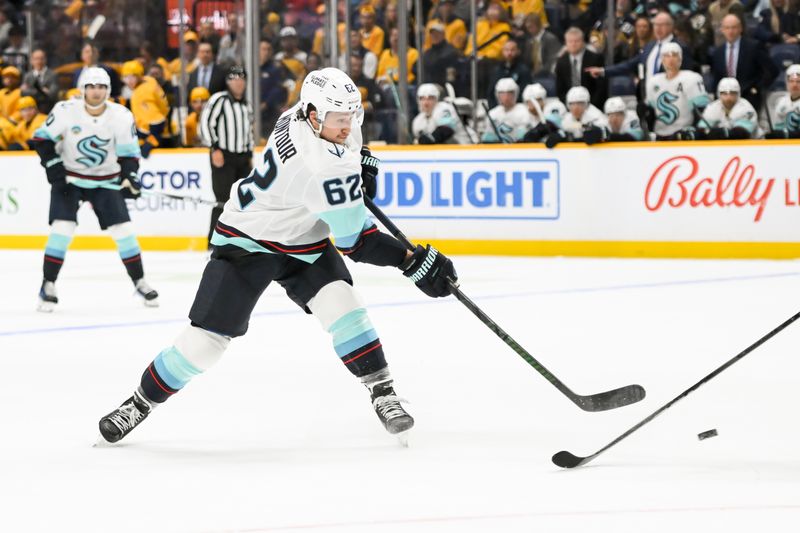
top-left (0, 0), bottom-right (797, 152)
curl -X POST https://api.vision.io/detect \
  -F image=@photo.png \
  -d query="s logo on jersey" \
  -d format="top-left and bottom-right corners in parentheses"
top-left (76, 135), bottom-right (110, 168)
top-left (787, 111), bottom-right (800, 131)
top-left (656, 92), bottom-right (680, 125)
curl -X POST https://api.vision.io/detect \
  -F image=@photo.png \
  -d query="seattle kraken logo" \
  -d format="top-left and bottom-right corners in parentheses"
top-left (787, 111), bottom-right (800, 131)
top-left (76, 135), bottom-right (110, 168)
top-left (656, 92), bottom-right (680, 125)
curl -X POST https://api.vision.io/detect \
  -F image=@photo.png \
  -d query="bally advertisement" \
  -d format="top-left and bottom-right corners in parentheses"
top-left (1, 142), bottom-right (799, 258)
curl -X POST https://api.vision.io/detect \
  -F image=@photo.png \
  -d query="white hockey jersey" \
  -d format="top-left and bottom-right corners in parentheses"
top-left (700, 98), bottom-right (761, 137)
top-left (211, 105), bottom-right (370, 263)
top-left (646, 70), bottom-right (710, 136)
top-left (773, 94), bottom-right (800, 132)
top-left (608, 110), bottom-right (645, 140)
top-left (412, 101), bottom-right (473, 144)
top-left (481, 103), bottom-right (532, 143)
top-left (560, 104), bottom-right (608, 139)
top-left (34, 99), bottom-right (141, 189)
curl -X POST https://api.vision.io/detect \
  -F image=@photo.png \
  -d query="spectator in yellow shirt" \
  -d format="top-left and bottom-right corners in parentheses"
top-left (184, 87), bottom-right (209, 147)
top-left (122, 60), bottom-right (169, 158)
top-left (510, 0), bottom-right (548, 23)
top-left (0, 66), bottom-right (22, 123)
top-left (168, 31), bottom-right (200, 84)
top-left (377, 28), bottom-right (419, 84)
top-left (424, 0), bottom-right (468, 51)
top-left (465, 2), bottom-right (511, 60)
top-left (359, 5), bottom-right (385, 56)
top-left (7, 96), bottom-right (45, 150)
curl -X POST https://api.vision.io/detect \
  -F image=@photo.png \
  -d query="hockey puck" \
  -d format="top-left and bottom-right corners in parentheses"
top-left (697, 429), bottom-right (718, 441)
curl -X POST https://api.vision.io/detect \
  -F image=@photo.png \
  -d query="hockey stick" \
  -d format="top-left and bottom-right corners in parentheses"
top-left (481, 101), bottom-right (509, 144)
top-left (553, 309), bottom-right (800, 468)
top-left (364, 196), bottom-right (646, 412)
top-left (98, 182), bottom-right (223, 208)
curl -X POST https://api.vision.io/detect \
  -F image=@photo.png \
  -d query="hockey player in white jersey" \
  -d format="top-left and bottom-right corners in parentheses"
top-left (31, 67), bottom-right (158, 312)
top-left (98, 68), bottom-right (458, 445)
top-left (767, 64), bottom-right (800, 138)
top-left (583, 96), bottom-right (645, 144)
top-left (698, 77), bottom-right (761, 139)
top-left (520, 83), bottom-right (565, 142)
top-left (412, 83), bottom-right (474, 144)
top-left (645, 42), bottom-right (709, 140)
top-left (544, 86), bottom-right (607, 147)
top-left (481, 77), bottom-right (532, 143)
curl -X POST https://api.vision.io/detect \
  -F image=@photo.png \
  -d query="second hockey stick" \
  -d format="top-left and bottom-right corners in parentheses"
top-left (364, 196), bottom-right (646, 412)
top-left (552, 309), bottom-right (800, 468)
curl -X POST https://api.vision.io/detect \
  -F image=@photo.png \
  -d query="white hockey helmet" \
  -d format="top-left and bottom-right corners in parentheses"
top-left (417, 83), bottom-right (440, 101)
top-left (449, 96), bottom-right (474, 117)
top-left (566, 86), bottom-right (590, 105)
top-left (300, 68), bottom-right (364, 133)
top-left (78, 67), bottom-right (111, 91)
top-left (717, 77), bottom-right (740, 95)
top-left (661, 42), bottom-right (682, 58)
top-left (786, 64), bottom-right (800, 81)
top-left (522, 83), bottom-right (547, 104)
top-left (603, 96), bottom-right (627, 114)
top-left (494, 77), bottom-right (519, 99)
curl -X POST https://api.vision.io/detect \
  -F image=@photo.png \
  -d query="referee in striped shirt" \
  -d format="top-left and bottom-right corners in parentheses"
top-left (200, 65), bottom-right (254, 245)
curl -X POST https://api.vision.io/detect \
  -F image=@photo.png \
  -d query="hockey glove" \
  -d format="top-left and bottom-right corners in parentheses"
top-left (400, 244), bottom-right (457, 298)
top-left (676, 127), bottom-right (696, 141)
top-left (582, 125), bottom-right (606, 145)
top-left (140, 141), bottom-right (154, 159)
top-left (360, 146), bottom-right (379, 200)
top-left (118, 157), bottom-right (142, 199)
top-left (44, 158), bottom-right (66, 185)
top-left (544, 131), bottom-right (567, 149)
top-left (418, 133), bottom-right (437, 144)
top-left (522, 122), bottom-right (550, 143)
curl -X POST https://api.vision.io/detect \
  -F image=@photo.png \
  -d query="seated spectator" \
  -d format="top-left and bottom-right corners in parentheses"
top-left (21, 49), bottom-right (59, 112)
top-left (422, 22), bottom-right (462, 89)
top-left (186, 42), bottom-right (227, 106)
top-left (0, 66), bottom-right (21, 122)
top-left (546, 86), bottom-right (608, 146)
top-left (72, 43), bottom-right (123, 98)
top-left (7, 96), bottom-right (45, 150)
top-left (711, 14), bottom-right (776, 111)
top-left (122, 60), bottom-right (169, 158)
top-left (377, 28), bottom-right (419, 84)
top-left (465, 2), bottom-right (511, 61)
top-left (481, 77), bottom-right (532, 143)
top-left (340, 30), bottom-right (378, 79)
top-left (184, 87), bottom-right (209, 147)
top-left (350, 55), bottom-right (382, 139)
top-left (359, 5), bottom-right (385, 57)
top-left (275, 26), bottom-right (308, 64)
top-left (412, 83), bottom-right (475, 144)
top-left (168, 31), bottom-right (200, 82)
top-left (258, 39), bottom-right (288, 136)
top-left (555, 27), bottom-right (607, 109)
top-left (3, 25), bottom-right (28, 71)
top-left (487, 40), bottom-right (532, 107)
top-left (699, 77), bottom-right (761, 138)
top-left (645, 42), bottom-right (710, 140)
top-left (520, 82), bottom-right (565, 141)
top-left (589, 96), bottom-right (645, 143)
top-left (517, 13), bottom-right (559, 76)
top-left (139, 41), bottom-right (173, 81)
top-left (767, 64), bottom-right (800, 137)
top-left (756, 0), bottom-right (800, 44)
top-left (424, 0), bottom-right (468, 51)
top-left (218, 12), bottom-right (244, 67)
top-left (708, 0), bottom-right (745, 46)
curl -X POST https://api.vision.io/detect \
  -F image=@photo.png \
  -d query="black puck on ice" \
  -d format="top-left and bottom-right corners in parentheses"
top-left (697, 429), bottom-right (718, 441)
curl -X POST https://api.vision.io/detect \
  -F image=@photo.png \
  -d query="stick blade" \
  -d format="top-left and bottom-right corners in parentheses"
top-left (576, 384), bottom-right (646, 412)
top-left (552, 450), bottom-right (587, 469)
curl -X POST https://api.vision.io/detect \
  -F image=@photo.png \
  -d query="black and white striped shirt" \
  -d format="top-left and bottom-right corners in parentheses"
top-left (200, 91), bottom-right (254, 154)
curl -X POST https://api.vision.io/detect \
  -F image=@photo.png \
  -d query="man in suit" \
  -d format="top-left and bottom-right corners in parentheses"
top-left (21, 49), bottom-right (58, 112)
top-left (711, 14), bottom-right (777, 111)
top-left (186, 42), bottom-right (227, 106)
top-left (521, 13), bottom-right (560, 76)
top-left (586, 11), bottom-right (696, 86)
top-left (555, 27), bottom-right (607, 109)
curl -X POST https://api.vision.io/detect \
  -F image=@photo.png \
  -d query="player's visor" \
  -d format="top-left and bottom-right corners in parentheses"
top-left (84, 84), bottom-right (109, 89)
top-left (323, 110), bottom-right (363, 128)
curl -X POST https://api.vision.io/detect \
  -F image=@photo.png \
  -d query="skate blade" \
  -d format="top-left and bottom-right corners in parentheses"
top-left (143, 298), bottom-right (159, 308)
top-left (37, 300), bottom-right (56, 313)
top-left (93, 434), bottom-right (113, 448)
top-left (395, 430), bottom-right (410, 448)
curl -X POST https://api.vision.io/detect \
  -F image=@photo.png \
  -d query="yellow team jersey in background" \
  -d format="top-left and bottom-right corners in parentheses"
top-left (0, 87), bottom-right (21, 123)
top-left (465, 20), bottom-right (511, 60)
top-left (377, 48), bottom-right (419, 83)
top-left (131, 76), bottom-right (169, 143)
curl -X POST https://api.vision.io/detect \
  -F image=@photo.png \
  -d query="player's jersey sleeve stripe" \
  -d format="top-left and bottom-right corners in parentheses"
top-left (116, 143), bottom-right (140, 157)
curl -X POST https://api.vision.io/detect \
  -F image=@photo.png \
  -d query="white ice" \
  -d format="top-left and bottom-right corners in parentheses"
top-left (1, 250), bottom-right (799, 532)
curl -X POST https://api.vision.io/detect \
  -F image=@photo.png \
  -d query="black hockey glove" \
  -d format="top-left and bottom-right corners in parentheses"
top-left (418, 132), bottom-right (436, 144)
top-left (360, 146), bottom-right (379, 200)
top-left (582, 125), bottom-right (606, 145)
top-left (675, 127), bottom-right (697, 141)
top-left (765, 130), bottom-right (789, 139)
top-left (400, 244), bottom-right (457, 298)
top-left (118, 157), bottom-right (142, 199)
top-left (544, 131), bottom-right (568, 149)
top-left (33, 139), bottom-right (66, 185)
top-left (522, 122), bottom-right (551, 142)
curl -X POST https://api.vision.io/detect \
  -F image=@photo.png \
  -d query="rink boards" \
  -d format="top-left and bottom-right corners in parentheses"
top-left (1, 141), bottom-right (799, 258)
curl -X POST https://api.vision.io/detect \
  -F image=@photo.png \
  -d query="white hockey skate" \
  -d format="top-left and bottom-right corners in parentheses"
top-left (37, 280), bottom-right (58, 313)
top-left (134, 279), bottom-right (159, 307)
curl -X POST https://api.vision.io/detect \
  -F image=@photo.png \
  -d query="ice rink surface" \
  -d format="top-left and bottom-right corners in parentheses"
top-left (2, 250), bottom-right (800, 532)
